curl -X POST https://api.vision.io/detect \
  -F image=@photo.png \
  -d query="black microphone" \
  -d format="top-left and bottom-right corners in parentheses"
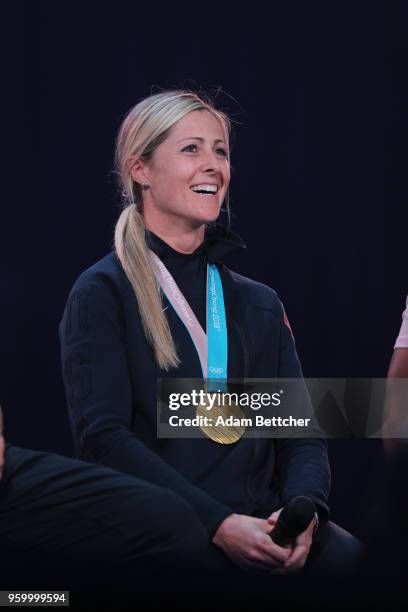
top-left (270, 496), bottom-right (316, 547)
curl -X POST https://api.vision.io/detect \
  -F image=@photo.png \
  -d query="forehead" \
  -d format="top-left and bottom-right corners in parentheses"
top-left (169, 109), bottom-right (228, 142)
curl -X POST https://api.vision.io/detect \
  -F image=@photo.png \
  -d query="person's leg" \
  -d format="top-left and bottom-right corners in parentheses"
top-left (199, 518), bottom-right (364, 576)
top-left (304, 520), bottom-right (365, 576)
top-left (194, 519), bottom-right (365, 598)
top-left (0, 445), bottom-right (208, 590)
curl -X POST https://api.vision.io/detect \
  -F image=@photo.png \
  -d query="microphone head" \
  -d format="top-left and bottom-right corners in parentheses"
top-left (280, 496), bottom-right (317, 533)
top-left (270, 496), bottom-right (316, 546)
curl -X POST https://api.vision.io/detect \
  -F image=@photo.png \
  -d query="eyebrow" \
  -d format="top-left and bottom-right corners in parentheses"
top-left (177, 137), bottom-right (227, 145)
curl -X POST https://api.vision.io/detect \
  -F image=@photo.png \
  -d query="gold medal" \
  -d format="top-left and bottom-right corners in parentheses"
top-left (196, 386), bottom-right (246, 444)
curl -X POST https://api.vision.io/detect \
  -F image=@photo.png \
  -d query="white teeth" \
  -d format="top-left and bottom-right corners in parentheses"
top-left (190, 184), bottom-right (218, 194)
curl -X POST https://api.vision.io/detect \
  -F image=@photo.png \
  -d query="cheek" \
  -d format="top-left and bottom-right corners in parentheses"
top-left (151, 167), bottom-right (177, 196)
top-left (223, 170), bottom-right (231, 191)
top-left (154, 172), bottom-right (190, 206)
top-left (175, 166), bottom-right (198, 195)
top-left (158, 162), bottom-right (192, 193)
top-left (223, 161), bottom-right (231, 181)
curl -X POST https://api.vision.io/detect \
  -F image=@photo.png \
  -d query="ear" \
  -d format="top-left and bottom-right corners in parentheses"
top-left (127, 156), bottom-right (150, 186)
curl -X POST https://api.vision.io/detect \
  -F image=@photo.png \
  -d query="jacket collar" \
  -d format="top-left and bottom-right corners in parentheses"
top-left (145, 222), bottom-right (247, 265)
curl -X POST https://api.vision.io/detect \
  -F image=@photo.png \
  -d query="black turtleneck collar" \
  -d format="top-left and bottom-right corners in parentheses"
top-left (144, 222), bottom-right (247, 265)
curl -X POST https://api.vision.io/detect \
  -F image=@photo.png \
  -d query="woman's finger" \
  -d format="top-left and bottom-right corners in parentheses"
top-left (284, 544), bottom-right (308, 569)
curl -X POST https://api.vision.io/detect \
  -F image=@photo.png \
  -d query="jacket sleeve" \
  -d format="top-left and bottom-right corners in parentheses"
top-left (274, 298), bottom-right (331, 522)
top-left (59, 277), bottom-right (232, 539)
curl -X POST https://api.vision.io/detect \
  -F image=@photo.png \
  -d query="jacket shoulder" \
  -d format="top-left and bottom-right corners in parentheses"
top-left (68, 252), bottom-right (127, 293)
top-left (222, 266), bottom-right (283, 315)
top-left (62, 252), bottom-right (133, 316)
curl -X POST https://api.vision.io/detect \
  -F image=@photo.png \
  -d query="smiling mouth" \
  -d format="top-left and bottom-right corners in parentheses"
top-left (189, 186), bottom-right (219, 197)
top-left (190, 191), bottom-right (217, 197)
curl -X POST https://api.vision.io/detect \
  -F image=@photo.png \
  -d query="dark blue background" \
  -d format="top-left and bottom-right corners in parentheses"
top-left (2, 0), bottom-right (407, 542)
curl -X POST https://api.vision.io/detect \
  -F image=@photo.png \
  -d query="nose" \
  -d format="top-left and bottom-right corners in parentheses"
top-left (199, 151), bottom-right (223, 174)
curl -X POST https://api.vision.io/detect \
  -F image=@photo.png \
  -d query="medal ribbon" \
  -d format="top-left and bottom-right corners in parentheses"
top-left (149, 250), bottom-right (228, 390)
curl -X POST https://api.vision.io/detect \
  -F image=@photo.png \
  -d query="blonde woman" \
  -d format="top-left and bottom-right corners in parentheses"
top-left (59, 90), bottom-right (362, 580)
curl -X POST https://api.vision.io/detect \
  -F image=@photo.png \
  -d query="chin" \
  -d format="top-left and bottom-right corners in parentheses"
top-left (195, 204), bottom-right (221, 223)
top-left (195, 212), bottom-right (220, 227)
top-left (180, 201), bottom-right (222, 228)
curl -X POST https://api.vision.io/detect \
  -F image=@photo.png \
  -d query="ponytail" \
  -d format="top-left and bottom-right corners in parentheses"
top-left (114, 204), bottom-right (181, 371)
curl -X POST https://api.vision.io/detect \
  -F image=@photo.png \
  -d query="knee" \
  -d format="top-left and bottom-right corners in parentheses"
top-left (127, 485), bottom-right (209, 563)
top-left (331, 522), bottom-right (365, 569)
top-left (306, 521), bottom-right (365, 575)
top-left (160, 488), bottom-right (208, 541)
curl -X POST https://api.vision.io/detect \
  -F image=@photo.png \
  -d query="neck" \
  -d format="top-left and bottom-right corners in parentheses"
top-left (144, 215), bottom-right (205, 254)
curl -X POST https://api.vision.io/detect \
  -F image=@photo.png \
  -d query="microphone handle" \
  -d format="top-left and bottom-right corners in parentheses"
top-left (270, 527), bottom-right (297, 547)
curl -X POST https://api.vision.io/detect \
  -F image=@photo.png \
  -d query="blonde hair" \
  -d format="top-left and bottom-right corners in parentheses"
top-left (114, 90), bottom-right (232, 371)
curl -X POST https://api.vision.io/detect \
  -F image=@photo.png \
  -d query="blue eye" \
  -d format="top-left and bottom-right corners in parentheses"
top-left (182, 144), bottom-right (229, 158)
top-left (216, 148), bottom-right (228, 158)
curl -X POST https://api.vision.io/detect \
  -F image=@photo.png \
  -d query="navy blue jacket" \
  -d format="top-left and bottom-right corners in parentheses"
top-left (59, 223), bottom-right (331, 538)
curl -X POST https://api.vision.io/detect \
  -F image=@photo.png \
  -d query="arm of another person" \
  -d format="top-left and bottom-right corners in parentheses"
top-left (384, 348), bottom-right (408, 451)
top-left (388, 297), bottom-right (408, 378)
top-left (0, 406), bottom-right (4, 481)
top-left (383, 302), bottom-right (408, 453)
top-left (59, 278), bottom-right (231, 538)
top-left (388, 349), bottom-right (408, 378)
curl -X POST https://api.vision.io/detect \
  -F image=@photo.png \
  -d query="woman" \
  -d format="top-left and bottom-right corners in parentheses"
top-left (59, 90), bottom-right (362, 579)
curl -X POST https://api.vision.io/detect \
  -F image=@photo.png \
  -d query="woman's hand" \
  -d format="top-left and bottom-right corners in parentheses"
top-left (267, 508), bottom-right (317, 571)
top-left (212, 513), bottom-right (292, 573)
top-left (267, 507), bottom-right (283, 524)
